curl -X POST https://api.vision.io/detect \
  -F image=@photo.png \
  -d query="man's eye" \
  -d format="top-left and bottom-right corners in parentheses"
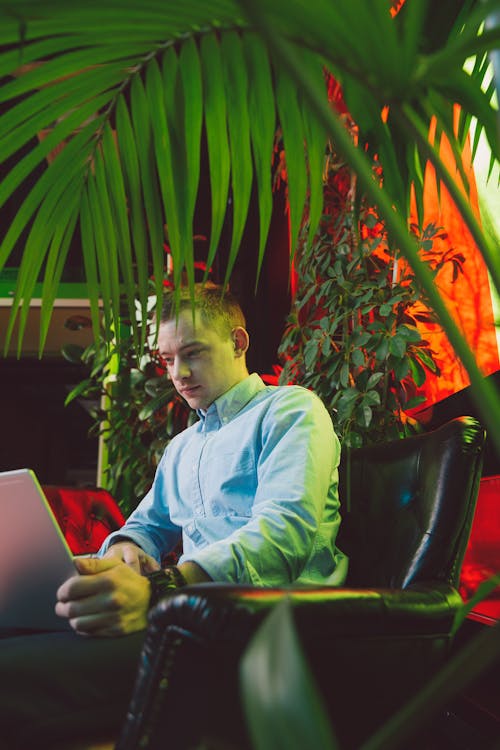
top-left (186, 348), bottom-right (202, 358)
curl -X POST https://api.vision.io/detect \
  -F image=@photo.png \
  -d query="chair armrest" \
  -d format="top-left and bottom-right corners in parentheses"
top-left (116, 582), bottom-right (464, 750)
top-left (144, 581), bottom-right (462, 642)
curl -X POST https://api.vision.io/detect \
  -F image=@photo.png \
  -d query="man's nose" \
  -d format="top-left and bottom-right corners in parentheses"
top-left (172, 358), bottom-right (191, 379)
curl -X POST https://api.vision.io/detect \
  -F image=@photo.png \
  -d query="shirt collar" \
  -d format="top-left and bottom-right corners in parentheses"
top-left (197, 373), bottom-right (266, 425)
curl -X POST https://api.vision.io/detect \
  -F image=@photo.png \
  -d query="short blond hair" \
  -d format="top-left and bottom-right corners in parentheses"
top-left (160, 284), bottom-right (246, 338)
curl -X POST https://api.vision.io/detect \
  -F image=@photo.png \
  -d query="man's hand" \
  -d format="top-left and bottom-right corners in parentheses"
top-left (103, 541), bottom-right (160, 574)
top-left (55, 557), bottom-right (151, 637)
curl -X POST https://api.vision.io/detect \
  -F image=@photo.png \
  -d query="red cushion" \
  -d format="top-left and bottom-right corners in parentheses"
top-left (43, 485), bottom-right (125, 555)
top-left (459, 475), bottom-right (500, 620)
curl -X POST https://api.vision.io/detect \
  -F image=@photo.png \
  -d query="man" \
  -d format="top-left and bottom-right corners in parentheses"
top-left (0, 284), bottom-right (346, 748)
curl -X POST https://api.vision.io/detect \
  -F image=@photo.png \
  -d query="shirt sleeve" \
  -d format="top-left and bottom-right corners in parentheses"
top-left (184, 387), bottom-right (341, 585)
top-left (97, 449), bottom-right (182, 563)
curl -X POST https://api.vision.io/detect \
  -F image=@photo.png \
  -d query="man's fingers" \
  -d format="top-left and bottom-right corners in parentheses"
top-left (140, 555), bottom-right (161, 574)
top-left (55, 591), bottom-right (111, 619)
top-left (57, 557), bottom-right (121, 602)
top-left (103, 543), bottom-right (143, 573)
top-left (56, 555), bottom-right (151, 636)
top-left (74, 556), bottom-right (121, 575)
top-left (122, 549), bottom-right (143, 574)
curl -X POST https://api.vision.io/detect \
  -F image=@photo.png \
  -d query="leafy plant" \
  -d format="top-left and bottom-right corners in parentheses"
top-left (278, 148), bottom-right (464, 447)
top-left (63, 298), bottom-right (194, 515)
top-left (239, 590), bottom-right (500, 750)
top-left (0, 1), bottom-right (499, 448)
top-left (240, 598), bottom-right (338, 750)
top-left (0, 2), bottom-right (499, 442)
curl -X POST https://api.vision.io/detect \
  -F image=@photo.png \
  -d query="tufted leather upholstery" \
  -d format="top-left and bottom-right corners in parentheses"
top-left (337, 415), bottom-right (484, 589)
top-left (42, 485), bottom-right (125, 555)
top-left (115, 416), bottom-right (485, 750)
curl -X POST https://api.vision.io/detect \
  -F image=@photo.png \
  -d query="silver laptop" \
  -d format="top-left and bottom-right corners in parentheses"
top-left (0, 468), bottom-right (78, 631)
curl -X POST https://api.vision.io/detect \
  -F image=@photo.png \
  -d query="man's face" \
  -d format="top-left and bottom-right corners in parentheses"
top-left (158, 309), bottom-right (245, 411)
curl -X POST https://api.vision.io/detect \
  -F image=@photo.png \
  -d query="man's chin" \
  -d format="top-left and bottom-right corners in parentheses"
top-left (182, 388), bottom-right (205, 410)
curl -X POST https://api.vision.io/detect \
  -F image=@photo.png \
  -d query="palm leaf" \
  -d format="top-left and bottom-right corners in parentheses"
top-left (298, 52), bottom-right (328, 248)
top-left (221, 31), bottom-right (253, 286)
top-left (80, 189), bottom-right (102, 339)
top-left (179, 37), bottom-right (203, 288)
top-left (0, 0), bottom-right (499, 450)
top-left (200, 33), bottom-right (231, 281)
top-left (115, 93), bottom-right (150, 347)
top-left (39, 199), bottom-right (80, 353)
top-left (238, 0), bottom-right (500, 458)
top-left (244, 33), bottom-right (276, 284)
top-left (162, 46), bottom-right (190, 290)
top-left (275, 63), bottom-right (308, 261)
top-left (129, 71), bottom-right (166, 328)
top-left (240, 599), bottom-right (338, 750)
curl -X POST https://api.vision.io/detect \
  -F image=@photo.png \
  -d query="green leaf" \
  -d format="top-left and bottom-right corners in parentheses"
top-left (389, 335), bottom-right (406, 358)
top-left (375, 338), bottom-right (389, 360)
top-left (102, 120), bottom-right (138, 339)
top-left (161, 46), bottom-right (187, 289)
top-left (80, 188), bottom-right (102, 341)
top-left (364, 389), bottom-right (381, 407)
top-left (351, 347), bottom-right (365, 367)
top-left (179, 36), bottom-right (203, 288)
top-left (94, 146), bottom-right (122, 328)
top-left (393, 357), bottom-right (410, 381)
top-left (397, 324), bottom-right (422, 342)
top-left (240, 599), bottom-right (338, 750)
top-left (356, 403), bottom-right (372, 428)
top-left (244, 32), bottom-right (276, 284)
top-left (39, 197), bottom-right (80, 353)
top-left (408, 357), bottom-right (427, 388)
top-left (298, 49), bottom-right (327, 246)
top-left (379, 303), bottom-right (393, 317)
top-left (115, 92), bottom-right (150, 346)
top-left (129, 71), bottom-right (165, 312)
top-left (344, 430), bottom-right (363, 449)
top-left (321, 336), bottom-right (331, 357)
top-left (201, 33), bottom-right (231, 279)
top-left (366, 372), bottom-right (384, 389)
top-left (221, 31), bottom-right (253, 286)
top-left (146, 56), bottom-right (180, 285)
top-left (275, 62), bottom-right (307, 260)
top-left (340, 362), bottom-right (350, 388)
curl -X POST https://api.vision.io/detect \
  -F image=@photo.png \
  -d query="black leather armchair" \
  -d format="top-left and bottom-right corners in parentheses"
top-left (115, 416), bottom-right (485, 750)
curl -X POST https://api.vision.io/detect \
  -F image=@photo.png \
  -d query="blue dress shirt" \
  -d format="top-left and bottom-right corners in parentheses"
top-left (100, 373), bottom-right (347, 586)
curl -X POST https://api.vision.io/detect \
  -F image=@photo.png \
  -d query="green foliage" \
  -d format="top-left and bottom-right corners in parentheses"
top-left (0, 1), bottom-right (499, 449)
top-left (239, 591), bottom-right (500, 750)
top-left (63, 302), bottom-right (194, 516)
top-left (0, 0), bottom-right (498, 352)
top-left (240, 599), bottom-right (338, 750)
top-left (279, 154), bottom-right (462, 447)
top-left (0, 1), bottom-right (328, 354)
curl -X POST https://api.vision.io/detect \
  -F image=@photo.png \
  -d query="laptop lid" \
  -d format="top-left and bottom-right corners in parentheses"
top-left (0, 468), bottom-right (77, 631)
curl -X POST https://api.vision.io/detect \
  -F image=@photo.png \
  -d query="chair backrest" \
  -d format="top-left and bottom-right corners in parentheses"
top-left (43, 485), bottom-right (125, 554)
top-left (337, 416), bottom-right (485, 589)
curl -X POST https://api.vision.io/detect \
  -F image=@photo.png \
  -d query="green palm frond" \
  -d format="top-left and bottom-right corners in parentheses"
top-left (0, 0), bottom-right (331, 352)
top-left (240, 0), bottom-right (500, 451)
top-left (0, 0), bottom-right (500, 444)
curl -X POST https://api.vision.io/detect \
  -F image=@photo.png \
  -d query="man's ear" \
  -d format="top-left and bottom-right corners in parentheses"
top-left (232, 326), bottom-right (249, 356)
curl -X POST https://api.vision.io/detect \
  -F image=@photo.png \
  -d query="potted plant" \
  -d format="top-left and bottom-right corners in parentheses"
top-left (0, 0), bottom-right (498, 452)
top-left (278, 145), bottom-right (465, 447)
top-left (62, 298), bottom-right (194, 515)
